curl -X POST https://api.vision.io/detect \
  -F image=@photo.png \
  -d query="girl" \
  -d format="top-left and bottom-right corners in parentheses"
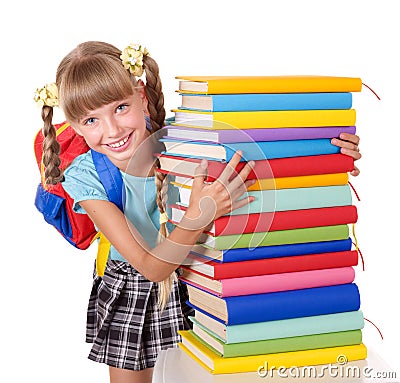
top-left (36, 41), bottom-right (362, 383)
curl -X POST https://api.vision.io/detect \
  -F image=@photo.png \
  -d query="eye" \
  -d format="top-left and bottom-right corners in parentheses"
top-left (116, 103), bottom-right (128, 113)
top-left (83, 117), bottom-right (97, 126)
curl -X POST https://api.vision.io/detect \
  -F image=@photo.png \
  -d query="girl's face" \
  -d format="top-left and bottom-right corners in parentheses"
top-left (73, 92), bottom-right (149, 170)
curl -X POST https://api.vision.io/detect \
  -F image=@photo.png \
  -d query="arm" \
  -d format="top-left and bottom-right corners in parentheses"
top-left (331, 133), bottom-right (361, 176)
top-left (80, 151), bottom-right (254, 282)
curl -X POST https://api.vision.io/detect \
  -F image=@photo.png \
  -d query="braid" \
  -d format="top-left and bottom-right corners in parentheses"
top-left (143, 55), bottom-right (165, 133)
top-left (143, 54), bottom-right (177, 310)
top-left (41, 105), bottom-right (63, 185)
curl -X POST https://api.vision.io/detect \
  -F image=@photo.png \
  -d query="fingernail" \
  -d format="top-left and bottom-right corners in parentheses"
top-left (237, 150), bottom-right (242, 156)
top-left (249, 160), bottom-right (255, 167)
top-left (200, 159), bottom-right (207, 169)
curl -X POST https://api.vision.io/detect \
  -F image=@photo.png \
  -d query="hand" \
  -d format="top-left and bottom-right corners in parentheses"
top-left (331, 133), bottom-right (361, 176)
top-left (182, 151), bottom-right (255, 230)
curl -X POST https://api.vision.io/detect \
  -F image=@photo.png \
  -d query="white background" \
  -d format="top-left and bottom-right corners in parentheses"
top-left (1, 0), bottom-right (399, 381)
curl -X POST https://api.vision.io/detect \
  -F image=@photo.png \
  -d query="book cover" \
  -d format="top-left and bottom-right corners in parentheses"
top-left (172, 109), bottom-right (356, 129)
top-left (179, 92), bottom-right (352, 111)
top-left (186, 283), bottom-right (361, 325)
top-left (184, 249), bottom-right (358, 279)
top-left (176, 185), bottom-right (353, 215)
top-left (178, 330), bottom-right (367, 374)
top-left (164, 125), bottom-right (357, 143)
top-left (176, 75), bottom-right (363, 94)
top-left (190, 325), bottom-right (362, 358)
top-left (188, 238), bottom-right (353, 263)
top-left (172, 172), bottom-right (349, 191)
top-left (171, 205), bottom-right (358, 236)
top-left (156, 153), bottom-right (355, 181)
top-left (161, 138), bottom-right (340, 161)
top-left (191, 310), bottom-right (365, 344)
top-left (179, 266), bottom-right (355, 297)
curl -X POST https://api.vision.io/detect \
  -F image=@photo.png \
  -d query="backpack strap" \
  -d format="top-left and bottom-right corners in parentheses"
top-left (91, 150), bottom-right (124, 276)
top-left (91, 150), bottom-right (124, 211)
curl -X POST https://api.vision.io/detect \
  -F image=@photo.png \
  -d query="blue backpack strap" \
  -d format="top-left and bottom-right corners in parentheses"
top-left (91, 150), bottom-right (124, 211)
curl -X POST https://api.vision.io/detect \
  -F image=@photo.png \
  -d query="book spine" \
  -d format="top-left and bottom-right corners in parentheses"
top-left (223, 138), bottom-right (340, 161)
top-left (225, 283), bottom-right (360, 325)
top-left (203, 76), bottom-right (363, 94)
top-left (219, 126), bottom-right (356, 143)
top-left (212, 205), bottom-right (357, 236)
top-left (202, 92), bottom-right (353, 111)
top-left (207, 238), bottom-right (353, 263)
top-left (213, 343), bottom-right (367, 373)
top-left (174, 109), bottom-right (356, 129)
top-left (219, 330), bottom-right (362, 358)
top-left (213, 249), bottom-right (358, 279)
top-left (208, 224), bottom-right (349, 250)
top-left (220, 267), bottom-right (355, 297)
top-left (225, 310), bottom-right (365, 343)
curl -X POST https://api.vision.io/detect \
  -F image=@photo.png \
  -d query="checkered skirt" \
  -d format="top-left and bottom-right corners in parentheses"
top-left (86, 260), bottom-right (194, 370)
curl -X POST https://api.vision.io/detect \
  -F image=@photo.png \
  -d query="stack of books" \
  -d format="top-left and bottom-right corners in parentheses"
top-left (157, 75), bottom-right (367, 374)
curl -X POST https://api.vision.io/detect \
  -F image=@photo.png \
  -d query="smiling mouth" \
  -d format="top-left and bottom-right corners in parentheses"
top-left (107, 133), bottom-right (131, 148)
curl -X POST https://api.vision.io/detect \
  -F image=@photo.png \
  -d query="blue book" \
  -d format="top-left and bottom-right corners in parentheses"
top-left (161, 138), bottom-right (340, 162)
top-left (179, 92), bottom-right (353, 112)
top-left (189, 238), bottom-right (353, 263)
top-left (186, 283), bottom-right (360, 325)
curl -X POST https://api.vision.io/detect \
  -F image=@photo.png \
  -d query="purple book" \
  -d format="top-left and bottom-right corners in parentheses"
top-left (163, 126), bottom-right (356, 143)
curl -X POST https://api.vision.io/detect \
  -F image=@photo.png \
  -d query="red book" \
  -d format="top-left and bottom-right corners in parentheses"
top-left (184, 250), bottom-right (359, 279)
top-left (157, 153), bottom-right (354, 181)
top-left (170, 205), bottom-right (358, 236)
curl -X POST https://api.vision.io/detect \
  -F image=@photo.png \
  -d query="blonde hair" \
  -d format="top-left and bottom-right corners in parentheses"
top-left (41, 41), bottom-right (175, 310)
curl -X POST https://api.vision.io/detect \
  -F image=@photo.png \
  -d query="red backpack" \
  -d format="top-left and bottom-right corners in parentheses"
top-left (34, 122), bottom-right (126, 276)
top-left (34, 122), bottom-right (97, 249)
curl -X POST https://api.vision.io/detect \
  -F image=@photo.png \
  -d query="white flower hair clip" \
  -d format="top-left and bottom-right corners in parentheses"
top-left (34, 83), bottom-right (59, 107)
top-left (120, 44), bottom-right (149, 77)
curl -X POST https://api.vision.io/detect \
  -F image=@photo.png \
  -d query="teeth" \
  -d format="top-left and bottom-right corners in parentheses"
top-left (109, 136), bottom-right (129, 148)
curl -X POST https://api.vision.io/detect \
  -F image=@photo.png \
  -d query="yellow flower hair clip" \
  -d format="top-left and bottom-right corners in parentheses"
top-left (34, 83), bottom-right (59, 107)
top-left (120, 44), bottom-right (149, 77)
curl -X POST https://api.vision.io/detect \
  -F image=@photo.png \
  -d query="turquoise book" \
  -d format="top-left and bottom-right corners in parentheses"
top-left (175, 184), bottom-right (352, 215)
top-left (189, 310), bottom-right (365, 344)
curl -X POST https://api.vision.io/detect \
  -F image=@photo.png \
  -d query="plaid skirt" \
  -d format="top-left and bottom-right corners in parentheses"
top-left (86, 260), bottom-right (194, 370)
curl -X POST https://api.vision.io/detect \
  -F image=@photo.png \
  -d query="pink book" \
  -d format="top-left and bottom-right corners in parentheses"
top-left (179, 267), bottom-right (355, 297)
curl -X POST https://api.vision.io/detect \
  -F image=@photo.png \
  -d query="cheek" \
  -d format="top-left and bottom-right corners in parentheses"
top-left (80, 129), bottom-right (103, 146)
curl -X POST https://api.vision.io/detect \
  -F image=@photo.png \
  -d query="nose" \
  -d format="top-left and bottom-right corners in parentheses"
top-left (104, 116), bottom-right (122, 138)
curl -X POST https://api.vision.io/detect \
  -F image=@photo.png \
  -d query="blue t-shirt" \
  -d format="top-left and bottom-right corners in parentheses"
top-left (62, 151), bottom-right (178, 262)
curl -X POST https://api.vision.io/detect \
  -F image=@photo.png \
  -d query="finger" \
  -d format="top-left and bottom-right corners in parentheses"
top-left (191, 158), bottom-right (208, 192)
top-left (231, 195), bottom-right (255, 212)
top-left (339, 133), bottom-right (360, 145)
top-left (350, 165), bottom-right (360, 177)
top-left (218, 150), bottom-right (243, 185)
top-left (331, 138), bottom-right (359, 152)
top-left (227, 161), bottom-right (255, 191)
top-left (340, 147), bottom-right (362, 160)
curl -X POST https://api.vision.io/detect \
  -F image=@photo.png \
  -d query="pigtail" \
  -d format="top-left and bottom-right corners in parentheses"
top-left (143, 55), bottom-right (177, 311)
top-left (41, 105), bottom-right (63, 185)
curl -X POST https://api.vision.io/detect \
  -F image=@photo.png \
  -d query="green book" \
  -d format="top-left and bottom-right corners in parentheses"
top-left (190, 326), bottom-right (362, 358)
top-left (199, 224), bottom-right (349, 250)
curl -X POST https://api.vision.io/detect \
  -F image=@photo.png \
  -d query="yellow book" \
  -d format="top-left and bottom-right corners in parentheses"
top-left (171, 173), bottom-right (349, 191)
top-left (176, 75), bottom-right (362, 94)
top-left (178, 330), bottom-right (367, 375)
top-left (172, 109), bottom-right (356, 129)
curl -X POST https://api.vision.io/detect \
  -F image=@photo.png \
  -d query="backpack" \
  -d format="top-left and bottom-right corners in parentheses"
top-left (34, 122), bottom-right (124, 276)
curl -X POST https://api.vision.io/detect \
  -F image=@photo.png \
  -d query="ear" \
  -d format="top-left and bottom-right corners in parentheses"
top-left (136, 79), bottom-right (149, 115)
